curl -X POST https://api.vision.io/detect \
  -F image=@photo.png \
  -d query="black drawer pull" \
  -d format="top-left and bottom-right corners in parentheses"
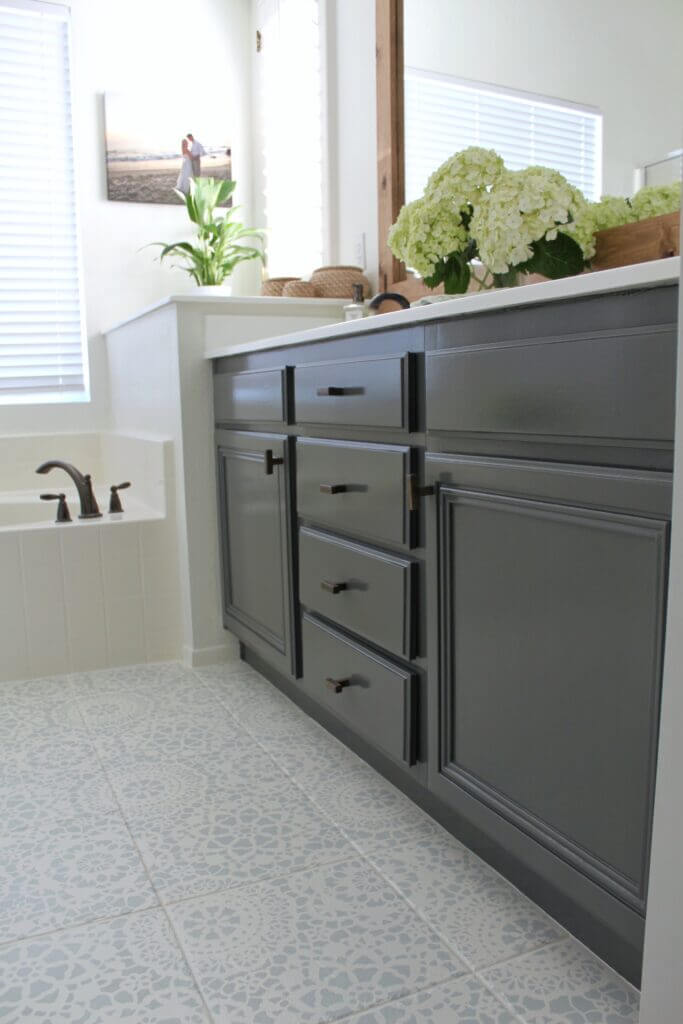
top-left (325, 676), bottom-right (350, 694)
top-left (264, 449), bottom-right (284, 475)
top-left (321, 579), bottom-right (347, 594)
top-left (316, 386), bottom-right (349, 396)
top-left (319, 483), bottom-right (347, 494)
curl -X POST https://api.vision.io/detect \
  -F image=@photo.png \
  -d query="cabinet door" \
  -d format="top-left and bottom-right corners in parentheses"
top-left (426, 453), bottom-right (670, 912)
top-left (216, 430), bottom-right (296, 676)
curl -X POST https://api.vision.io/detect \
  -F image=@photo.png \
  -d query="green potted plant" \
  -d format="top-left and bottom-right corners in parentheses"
top-left (154, 177), bottom-right (264, 291)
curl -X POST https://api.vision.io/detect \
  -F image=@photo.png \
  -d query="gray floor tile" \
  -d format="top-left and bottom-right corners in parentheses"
top-left (301, 759), bottom-right (434, 845)
top-left (169, 856), bottom-right (468, 1024)
top-left (0, 908), bottom-right (209, 1023)
top-left (480, 937), bottom-right (639, 1022)
top-left (362, 818), bottom-right (564, 970)
top-left (69, 660), bottom-right (191, 695)
top-left (128, 775), bottom-right (352, 903)
top-left (0, 759), bottom-right (117, 830)
top-left (104, 747), bottom-right (283, 819)
top-left (340, 974), bottom-right (518, 1023)
top-left (0, 811), bottom-right (157, 944)
top-left (0, 674), bottom-right (74, 706)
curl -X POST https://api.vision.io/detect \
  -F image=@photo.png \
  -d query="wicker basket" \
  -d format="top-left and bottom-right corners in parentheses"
top-left (282, 280), bottom-right (318, 297)
top-left (261, 276), bottom-right (298, 296)
top-left (309, 265), bottom-right (371, 299)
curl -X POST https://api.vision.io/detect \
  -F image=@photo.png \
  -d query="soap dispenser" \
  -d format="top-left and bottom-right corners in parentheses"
top-left (343, 283), bottom-right (367, 321)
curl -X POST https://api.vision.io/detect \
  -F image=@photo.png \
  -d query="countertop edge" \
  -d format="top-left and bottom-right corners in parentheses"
top-left (205, 258), bottom-right (680, 360)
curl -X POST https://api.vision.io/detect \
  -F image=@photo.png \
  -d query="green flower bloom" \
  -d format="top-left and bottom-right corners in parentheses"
top-left (630, 183), bottom-right (681, 221)
top-left (470, 166), bottom-right (589, 274)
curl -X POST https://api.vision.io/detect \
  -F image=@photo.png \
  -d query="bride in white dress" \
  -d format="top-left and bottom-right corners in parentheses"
top-left (176, 138), bottom-right (193, 194)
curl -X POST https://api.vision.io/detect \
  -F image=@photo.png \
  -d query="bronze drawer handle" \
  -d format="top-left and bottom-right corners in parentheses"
top-left (321, 579), bottom-right (347, 594)
top-left (319, 483), bottom-right (347, 494)
top-left (316, 386), bottom-right (349, 396)
top-left (406, 473), bottom-right (434, 512)
top-left (325, 676), bottom-right (349, 694)
top-left (264, 449), bottom-right (284, 475)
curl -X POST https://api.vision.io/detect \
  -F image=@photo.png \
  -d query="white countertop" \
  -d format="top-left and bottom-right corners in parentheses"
top-left (205, 257), bottom-right (680, 360)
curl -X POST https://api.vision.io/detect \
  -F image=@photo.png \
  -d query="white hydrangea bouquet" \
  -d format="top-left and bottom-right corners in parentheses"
top-left (389, 146), bottom-right (680, 294)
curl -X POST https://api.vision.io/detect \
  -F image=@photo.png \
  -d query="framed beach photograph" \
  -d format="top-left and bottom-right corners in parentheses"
top-left (104, 92), bottom-right (233, 205)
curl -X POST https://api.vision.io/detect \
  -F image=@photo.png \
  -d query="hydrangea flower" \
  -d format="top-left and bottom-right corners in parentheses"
top-left (470, 166), bottom-right (589, 274)
top-left (425, 146), bottom-right (505, 206)
top-left (567, 195), bottom-right (635, 260)
top-left (388, 194), bottom-right (469, 278)
top-left (631, 183), bottom-right (681, 221)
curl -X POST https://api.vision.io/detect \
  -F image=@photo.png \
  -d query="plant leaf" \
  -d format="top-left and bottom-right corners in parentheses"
top-left (523, 231), bottom-right (585, 279)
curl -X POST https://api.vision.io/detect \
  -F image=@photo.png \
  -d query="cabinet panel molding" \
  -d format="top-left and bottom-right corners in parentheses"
top-left (429, 458), bottom-right (668, 911)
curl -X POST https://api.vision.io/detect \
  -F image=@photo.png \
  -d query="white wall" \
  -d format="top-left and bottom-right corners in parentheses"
top-left (0, 0), bottom-right (255, 437)
top-left (639, 224), bottom-right (683, 1023)
top-left (404, 0), bottom-right (683, 198)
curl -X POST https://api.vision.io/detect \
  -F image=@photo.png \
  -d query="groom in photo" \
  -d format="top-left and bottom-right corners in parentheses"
top-left (187, 133), bottom-right (205, 177)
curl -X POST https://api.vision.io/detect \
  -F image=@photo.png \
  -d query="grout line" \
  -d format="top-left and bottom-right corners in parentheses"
top-left (317, 971), bottom-right (479, 1024)
top-left (76, 679), bottom-right (217, 1024)
top-left (193, 663), bottom-right (588, 985)
top-left (0, 902), bottom-right (161, 952)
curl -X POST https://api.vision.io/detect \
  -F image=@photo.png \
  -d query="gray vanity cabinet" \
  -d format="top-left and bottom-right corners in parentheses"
top-left (425, 452), bottom-right (670, 912)
top-left (216, 429), bottom-right (297, 677)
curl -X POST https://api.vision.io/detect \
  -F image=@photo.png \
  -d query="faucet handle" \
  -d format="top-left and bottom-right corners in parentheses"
top-left (109, 482), bottom-right (131, 513)
top-left (40, 492), bottom-right (72, 523)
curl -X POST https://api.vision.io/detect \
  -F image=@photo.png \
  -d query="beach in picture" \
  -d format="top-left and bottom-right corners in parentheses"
top-left (104, 93), bottom-right (232, 205)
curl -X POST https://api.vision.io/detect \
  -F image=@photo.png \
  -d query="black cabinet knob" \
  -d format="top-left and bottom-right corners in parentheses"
top-left (316, 386), bottom-right (348, 396)
top-left (321, 579), bottom-right (347, 594)
top-left (325, 676), bottom-right (350, 694)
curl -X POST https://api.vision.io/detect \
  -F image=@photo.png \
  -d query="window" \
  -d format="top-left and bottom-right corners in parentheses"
top-left (0, 0), bottom-right (87, 404)
top-left (405, 69), bottom-right (602, 204)
top-left (254, 0), bottom-right (326, 277)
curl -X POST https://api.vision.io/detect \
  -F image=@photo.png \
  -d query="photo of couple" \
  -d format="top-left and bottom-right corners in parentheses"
top-left (104, 93), bottom-right (233, 205)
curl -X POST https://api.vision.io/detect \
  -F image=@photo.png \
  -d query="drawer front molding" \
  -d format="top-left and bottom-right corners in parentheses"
top-left (295, 353), bottom-right (412, 429)
top-left (301, 613), bottom-right (418, 765)
top-left (214, 367), bottom-right (289, 424)
top-left (299, 527), bottom-right (417, 659)
top-left (297, 437), bottom-right (415, 548)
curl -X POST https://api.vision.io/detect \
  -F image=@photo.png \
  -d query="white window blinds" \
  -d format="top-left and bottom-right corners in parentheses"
top-left (0, 0), bottom-right (87, 404)
top-left (405, 69), bottom-right (602, 204)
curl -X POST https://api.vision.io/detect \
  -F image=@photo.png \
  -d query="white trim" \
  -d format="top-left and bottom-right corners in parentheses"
top-left (183, 640), bottom-right (238, 668)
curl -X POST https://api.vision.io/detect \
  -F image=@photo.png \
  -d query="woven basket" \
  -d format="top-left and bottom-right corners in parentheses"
top-left (282, 280), bottom-right (318, 297)
top-left (309, 265), bottom-right (371, 299)
top-left (261, 276), bottom-right (297, 296)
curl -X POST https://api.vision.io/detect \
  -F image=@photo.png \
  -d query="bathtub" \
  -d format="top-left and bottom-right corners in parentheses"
top-left (0, 432), bottom-right (183, 681)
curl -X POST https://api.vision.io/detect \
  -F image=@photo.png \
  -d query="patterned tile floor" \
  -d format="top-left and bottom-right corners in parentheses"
top-left (0, 658), bottom-right (640, 1023)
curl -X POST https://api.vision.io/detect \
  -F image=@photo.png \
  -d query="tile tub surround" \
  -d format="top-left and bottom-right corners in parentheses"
top-left (0, 432), bottom-right (183, 679)
top-left (0, 659), bottom-right (640, 1023)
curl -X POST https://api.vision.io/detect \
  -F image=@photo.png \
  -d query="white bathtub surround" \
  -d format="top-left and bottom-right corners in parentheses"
top-left (105, 296), bottom-right (347, 668)
top-left (0, 433), bottom-right (182, 681)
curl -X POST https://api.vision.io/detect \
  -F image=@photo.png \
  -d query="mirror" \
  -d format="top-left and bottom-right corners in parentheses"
top-left (379, 0), bottom-right (682, 292)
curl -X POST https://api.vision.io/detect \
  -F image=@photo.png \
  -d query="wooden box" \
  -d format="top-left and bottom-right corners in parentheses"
top-left (592, 211), bottom-right (680, 271)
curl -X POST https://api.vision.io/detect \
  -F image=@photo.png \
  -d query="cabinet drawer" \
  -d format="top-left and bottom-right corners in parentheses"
top-left (302, 613), bottom-right (417, 765)
top-left (296, 438), bottom-right (414, 547)
top-left (299, 527), bottom-right (417, 659)
top-left (294, 354), bottom-right (410, 429)
top-left (426, 325), bottom-right (676, 442)
top-left (214, 368), bottom-right (287, 424)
